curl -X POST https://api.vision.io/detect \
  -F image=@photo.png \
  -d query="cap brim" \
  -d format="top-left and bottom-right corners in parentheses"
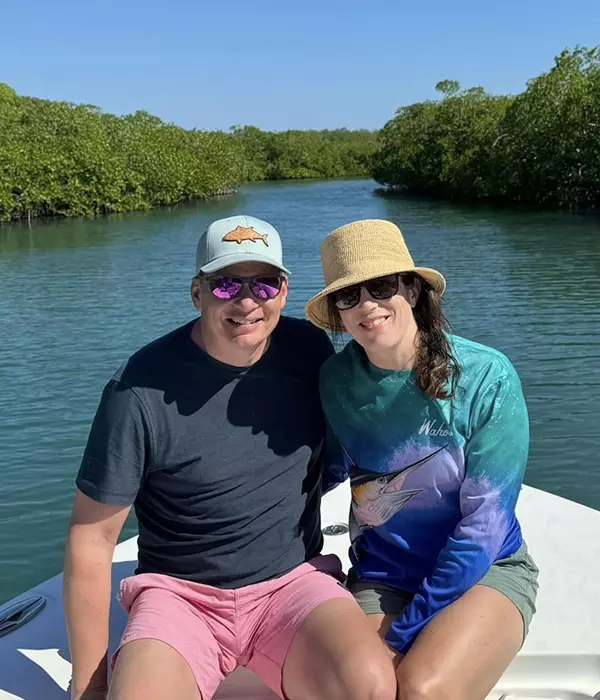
top-left (198, 252), bottom-right (291, 276)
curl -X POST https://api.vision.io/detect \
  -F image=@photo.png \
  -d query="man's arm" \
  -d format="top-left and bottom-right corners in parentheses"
top-left (64, 490), bottom-right (131, 700)
top-left (64, 378), bottom-right (150, 699)
top-left (321, 421), bottom-right (350, 493)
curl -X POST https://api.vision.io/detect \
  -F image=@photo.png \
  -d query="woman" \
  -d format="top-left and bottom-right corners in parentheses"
top-left (306, 219), bottom-right (539, 700)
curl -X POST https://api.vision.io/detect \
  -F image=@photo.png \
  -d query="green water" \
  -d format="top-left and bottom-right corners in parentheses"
top-left (1, 178), bottom-right (599, 605)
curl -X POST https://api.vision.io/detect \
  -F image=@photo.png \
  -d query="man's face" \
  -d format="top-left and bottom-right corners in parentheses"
top-left (191, 262), bottom-right (288, 355)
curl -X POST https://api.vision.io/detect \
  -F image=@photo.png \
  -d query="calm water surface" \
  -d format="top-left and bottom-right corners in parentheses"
top-left (1, 178), bottom-right (599, 604)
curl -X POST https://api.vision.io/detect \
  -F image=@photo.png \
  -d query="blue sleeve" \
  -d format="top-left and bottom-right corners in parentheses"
top-left (385, 365), bottom-right (529, 654)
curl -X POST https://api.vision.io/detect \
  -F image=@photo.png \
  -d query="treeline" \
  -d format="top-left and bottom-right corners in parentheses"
top-left (4, 45), bottom-right (600, 221)
top-left (0, 84), bottom-right (376, 222)
top-left (232, 126), bottom-right (375, 181)
top-left (372, 46), bottom-right (600, 211)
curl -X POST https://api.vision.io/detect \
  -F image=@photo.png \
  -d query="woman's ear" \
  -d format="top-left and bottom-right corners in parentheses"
top-left (408, 277), bottom-right (422, 307)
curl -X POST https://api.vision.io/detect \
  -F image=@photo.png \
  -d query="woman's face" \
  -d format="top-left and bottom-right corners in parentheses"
top-left (333, 274), bottom-right (421, 353)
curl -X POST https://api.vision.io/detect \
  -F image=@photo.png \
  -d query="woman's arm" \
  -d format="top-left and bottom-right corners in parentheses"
top-left (385, 364), bottom-right (529, 654)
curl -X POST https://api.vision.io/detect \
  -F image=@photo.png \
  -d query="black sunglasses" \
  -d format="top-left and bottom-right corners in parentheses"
top-left (331, 274), bottom-right (409, 311)
top-left (203, 274), bottom-right (284, 301)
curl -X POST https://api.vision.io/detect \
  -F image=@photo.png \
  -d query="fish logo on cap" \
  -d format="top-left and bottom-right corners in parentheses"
top-left (222, 225), bottom-right (269, 246)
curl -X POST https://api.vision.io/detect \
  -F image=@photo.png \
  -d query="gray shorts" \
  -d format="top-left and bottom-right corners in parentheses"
top-left (347, 543), bottom-right (539, 638)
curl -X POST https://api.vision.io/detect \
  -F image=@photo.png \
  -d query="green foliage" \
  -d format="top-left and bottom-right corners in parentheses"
top-left (230, 126), bottom-right (376, 181)
top-left (0, 88), bottom-right (377, 222)
top-left (373, 83), bottom-right (512, 200)
top-left (372, 46), bottom-right (600, 211)
top-left (499, 46), bottom-right (600, 208)
top-left (435, 80), bottom-right (460, 96)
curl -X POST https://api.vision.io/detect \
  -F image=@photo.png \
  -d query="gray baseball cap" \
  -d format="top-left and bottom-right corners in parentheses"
top-left (195, 215), bottom-right (291, 276)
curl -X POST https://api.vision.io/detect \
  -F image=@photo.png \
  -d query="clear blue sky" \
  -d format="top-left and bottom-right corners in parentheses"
top-left (2, 0), bottom-right (599, 132)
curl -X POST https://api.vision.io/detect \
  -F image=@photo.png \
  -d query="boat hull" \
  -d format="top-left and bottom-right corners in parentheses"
top-left (1, 484), bottom-right (599, 699)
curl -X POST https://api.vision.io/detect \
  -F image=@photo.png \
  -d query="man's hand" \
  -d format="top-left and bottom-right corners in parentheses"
top-left (71, 686), bottom-right (107, 700)
top-left (384, 644), bottom-right (403, 671)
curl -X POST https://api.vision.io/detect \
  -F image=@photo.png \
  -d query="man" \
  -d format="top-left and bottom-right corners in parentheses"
top-left (63, 215), bottom-right (396, 700)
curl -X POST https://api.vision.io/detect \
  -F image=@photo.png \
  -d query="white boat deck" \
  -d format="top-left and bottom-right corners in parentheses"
top-left (1, 483), bottom-right (599, 699)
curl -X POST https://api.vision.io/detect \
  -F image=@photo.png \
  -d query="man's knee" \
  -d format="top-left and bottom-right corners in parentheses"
top-left (108, 639), bottom-right (201, 700)
top-left (397, 665), bottom-right (452, 700)
top-left (344, 653), bottom-right (397, 700)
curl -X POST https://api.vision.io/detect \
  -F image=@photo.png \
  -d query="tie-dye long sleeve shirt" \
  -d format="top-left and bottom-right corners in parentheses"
top-left (320, 334), bottom-right (529, 654)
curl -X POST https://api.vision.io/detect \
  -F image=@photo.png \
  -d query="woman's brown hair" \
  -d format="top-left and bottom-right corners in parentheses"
top-left (326, 273), bottom-right (460, 399)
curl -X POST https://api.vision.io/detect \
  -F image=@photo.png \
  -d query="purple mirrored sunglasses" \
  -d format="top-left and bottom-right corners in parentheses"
top-left (202, 274), bottom-right (284, 301)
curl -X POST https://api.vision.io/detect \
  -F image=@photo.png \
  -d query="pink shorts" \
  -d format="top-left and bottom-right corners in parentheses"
top-left (113, 554), bottom-right (354, 699)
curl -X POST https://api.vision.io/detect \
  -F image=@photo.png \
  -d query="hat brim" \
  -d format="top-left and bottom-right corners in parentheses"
top-left (198, 252), bottom-right (291, 276)
top-left (305, 266), bottom-right (446, 332)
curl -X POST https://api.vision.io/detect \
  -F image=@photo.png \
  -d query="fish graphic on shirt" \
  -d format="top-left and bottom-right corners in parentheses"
top-left (222, 225), bottom-right (269, 246)
top-left (350, 444), bottom-right (448, 531)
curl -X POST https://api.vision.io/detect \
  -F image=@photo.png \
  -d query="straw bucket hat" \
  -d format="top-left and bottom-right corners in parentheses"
top-left (305, 219), bottom-right (446, 332)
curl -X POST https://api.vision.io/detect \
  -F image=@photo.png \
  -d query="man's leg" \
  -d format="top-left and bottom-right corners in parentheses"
top-left (244, 556), bottom-right (397, 700)
top-left (108, 639), bottom-right (201, 700)
top-left (367, 584), bottom-right (524, 700)
top-left (108, 576), bottom-right (232, 700)
top-left (282, 598), bottom-right (397, 700)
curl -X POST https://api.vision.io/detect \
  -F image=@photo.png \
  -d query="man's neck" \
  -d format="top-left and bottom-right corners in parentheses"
top-left (192, 319), bottom-right (270, 368)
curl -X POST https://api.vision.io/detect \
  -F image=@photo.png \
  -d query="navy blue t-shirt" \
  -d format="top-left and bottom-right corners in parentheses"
top-left (76, 316), bottom-right (335, 588)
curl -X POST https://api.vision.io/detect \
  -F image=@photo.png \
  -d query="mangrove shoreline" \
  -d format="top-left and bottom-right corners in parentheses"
top-left (2, 44), bottom-right (599, 223)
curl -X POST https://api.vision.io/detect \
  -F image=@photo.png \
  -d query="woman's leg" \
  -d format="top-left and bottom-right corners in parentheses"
top-left (367, 584), bottom-right (524, 700)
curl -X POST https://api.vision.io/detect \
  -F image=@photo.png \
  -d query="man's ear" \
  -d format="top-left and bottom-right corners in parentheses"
top-left (191, 277), bottom-right (202, 311)
top-left (280, 277), bottom-right (289, 309)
